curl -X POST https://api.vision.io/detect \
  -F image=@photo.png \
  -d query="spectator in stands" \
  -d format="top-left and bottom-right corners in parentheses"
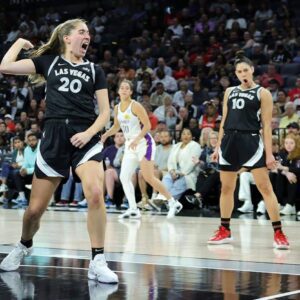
top-left (184, 93), bottom-right (197, 119)
top-left (192, 78), bottom-right (210, 106)
top-left (189, 118), bottom-right (201, 141)
top-left (135, 59), bottom-right (153, 80)
top-left (199, 127), bottom-right (213, 148)
top-left (271, 43), bottom-right (292, 64)
top-left (28, 121), bottom-right (41, 139)
top-left (275, 134), bottom-right (300, 216)
top-left (168, 17), bottom-right (183, 38)
top-left (226, 9), bottom-right (247, 30)
top-left (154, 57), bottom-right (172, 77)
top-left (268, 79), bottom-right (280, 102)
top-left (286, 122), bottom-right (300, 135)
top-left (14, 122), bottom-right (25, 141)
top-left (20, 111), bottom-right (31, 131)
top-left (276, 90), bottom-right (288, 115)
top-left (254, 3), bottom-right (273, 28)
top-left (187, 130), bottom-right (220, 206)
top-left (27, 99), bottom-right (39, 120)
top-left (173, 80), bottom-right (193, 108)
top-left (160, 128), bottom-right (202, 201)
top-left (175, 107), bottom-right (190, 133)
top-left (279, 102), bottom-right (299, 129)
top-left (0, 136), bottom-right (24, 195)
top-left (0, 122), bottom-right (12, 151)
top-left (152, 68), bottom-right (178, 94)
top-left (173, 58), bottom-right (190, 80)
top-left (260, 65), bottom-right (284, 88)
top-left (198, 101), bottom-right (219, 129)
top-left (150, 83), bottom-right (171, 109)
top-left (288, 77), bottom-right (300, 102)
top-left (4, 114), bottom-right (15, 133)
top-left (10, 133), bottom-right (38, 205)
top-left (249, 43), bottom-right (269, 65)
top-left (153, 95), bottom-right (177, 123)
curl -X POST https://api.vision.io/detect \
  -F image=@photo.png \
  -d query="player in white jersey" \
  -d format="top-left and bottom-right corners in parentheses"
top-left (101, 80), bottom-right (182, 219)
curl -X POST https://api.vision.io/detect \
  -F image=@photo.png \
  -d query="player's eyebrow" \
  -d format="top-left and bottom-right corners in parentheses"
top-left (78, 29), bottom-right (89, 34)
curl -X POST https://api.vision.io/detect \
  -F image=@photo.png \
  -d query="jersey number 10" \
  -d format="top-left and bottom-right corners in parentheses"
top-left (58, 77), bottom-right (82, 93)
top-left (232, 98), bottom-right (245, 110)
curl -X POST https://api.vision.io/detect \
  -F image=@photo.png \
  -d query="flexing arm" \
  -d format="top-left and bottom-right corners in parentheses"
top-left (260, 88), bottom-right (276, 169)
top-left (101, 105), bottom-right (121, 143)
top-left (0, 38), bottom-right (35, 75)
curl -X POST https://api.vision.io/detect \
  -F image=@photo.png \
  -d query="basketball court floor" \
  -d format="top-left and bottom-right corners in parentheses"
top-left (0, 207), bottom-right (299, 299)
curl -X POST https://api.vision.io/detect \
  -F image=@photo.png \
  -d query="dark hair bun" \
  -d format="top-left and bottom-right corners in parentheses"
top-left (235, 50), bottom-right (245, 60)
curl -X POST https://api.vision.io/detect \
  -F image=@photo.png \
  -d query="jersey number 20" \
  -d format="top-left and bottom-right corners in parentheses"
top-left (58, 77), bottom-right (82, 93)
top-left (232, 98), bottom-right (245, 109)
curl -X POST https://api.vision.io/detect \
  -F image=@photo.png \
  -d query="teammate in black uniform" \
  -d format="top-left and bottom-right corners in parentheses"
top-left (207, 54), bottom-right (290, 249)
top-left (0, 19), bottom-right (118, 283)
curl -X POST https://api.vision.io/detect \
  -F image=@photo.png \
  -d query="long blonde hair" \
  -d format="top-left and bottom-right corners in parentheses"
top-left (284, 134), bottom-right (300, 160)
top-left (29, 18), bottom-right (86, 84)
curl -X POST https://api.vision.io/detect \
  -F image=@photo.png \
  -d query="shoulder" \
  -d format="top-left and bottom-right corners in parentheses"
top-left (131, 100), bottom-right (143, 112)
top-left (259, 87), bottom-right (272, 99)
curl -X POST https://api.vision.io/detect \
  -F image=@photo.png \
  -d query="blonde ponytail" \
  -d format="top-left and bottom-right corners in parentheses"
top-left (29, 18), bottom-right (86, 84)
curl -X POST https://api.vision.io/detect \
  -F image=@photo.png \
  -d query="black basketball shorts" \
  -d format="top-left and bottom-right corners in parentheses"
top-left (218, 130), bottom-right (266, 172)
top-left (35, 119), bottom-right (104, 182)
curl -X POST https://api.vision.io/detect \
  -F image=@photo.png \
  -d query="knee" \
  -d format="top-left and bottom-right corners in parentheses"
top-left (256, 182), bottom-right (273, 196)
top-left (221, 183), bottom-right (235, 195)
top-left (25, 207), bottom-right (43, 222)
top-left (85, 184), bottom-right (104, 208)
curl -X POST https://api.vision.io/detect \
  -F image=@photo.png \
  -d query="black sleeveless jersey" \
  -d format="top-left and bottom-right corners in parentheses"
top-left (31, 55), bottom-right (107, 122)
top-left (223, 85), bottom-right (263, 131)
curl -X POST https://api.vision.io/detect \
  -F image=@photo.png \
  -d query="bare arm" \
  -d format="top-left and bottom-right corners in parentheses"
top-left (260, 88), bottom-right (276, 169)
top-left (216, 88), bottom-right (230, 150)
top-left (211, 88), bottom-right (231, 161)
top-left (101, 105), bottom-right (121, 142)
top-left (132, 101), bottom-right (151, 142)
top-left (70, 89), bottom-right (110, 148)
top-left (0, 38), bottom-right (35, 75)
top-left (86, 89), bottom-right (111, 136)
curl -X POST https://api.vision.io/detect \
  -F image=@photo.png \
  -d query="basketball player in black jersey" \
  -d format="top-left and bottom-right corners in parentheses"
top-left (207, 54), bottom-right (289, 249)
top-left (0, 19), bottom-right (118, 283)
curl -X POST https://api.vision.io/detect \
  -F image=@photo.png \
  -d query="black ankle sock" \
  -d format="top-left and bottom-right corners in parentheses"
top-left (272, 221), bottom-right (282, 232)
top-left (20, 239), bottom-right (33, 248)
top-left (92, 247), bottom-right (104, 259)
top-left (221, 218), bottom-right (231, 230)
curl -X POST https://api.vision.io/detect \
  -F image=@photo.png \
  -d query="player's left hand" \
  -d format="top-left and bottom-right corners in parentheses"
top-left (71, 131), bottom-right (93, 148)
top-left (266, 154), bottom-right (276, 170)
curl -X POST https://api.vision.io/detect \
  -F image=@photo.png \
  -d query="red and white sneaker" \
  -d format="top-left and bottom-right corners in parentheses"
top-left (273, 230), bottom-right (290, 250)
top-left (207, 226), bottom-right (233, 244)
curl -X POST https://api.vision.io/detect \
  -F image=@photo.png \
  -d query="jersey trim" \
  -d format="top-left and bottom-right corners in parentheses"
top-left (47, 56), bottom-right (59, 76)
top-left (60, 56), bottom-right (90, 67)
top-left (91, 62), bottom-right (96, 84)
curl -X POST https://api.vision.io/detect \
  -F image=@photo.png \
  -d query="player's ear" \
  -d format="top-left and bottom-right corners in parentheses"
top-left (63, 35), bottom-right (71, 44)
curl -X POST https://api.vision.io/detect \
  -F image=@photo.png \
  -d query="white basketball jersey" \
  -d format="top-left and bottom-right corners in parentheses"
top-left (117, 101), bottom-right (142, 140)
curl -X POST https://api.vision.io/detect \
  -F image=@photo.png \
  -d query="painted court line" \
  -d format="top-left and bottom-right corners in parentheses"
top-left (255, 290), bottom-right (300, 300)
